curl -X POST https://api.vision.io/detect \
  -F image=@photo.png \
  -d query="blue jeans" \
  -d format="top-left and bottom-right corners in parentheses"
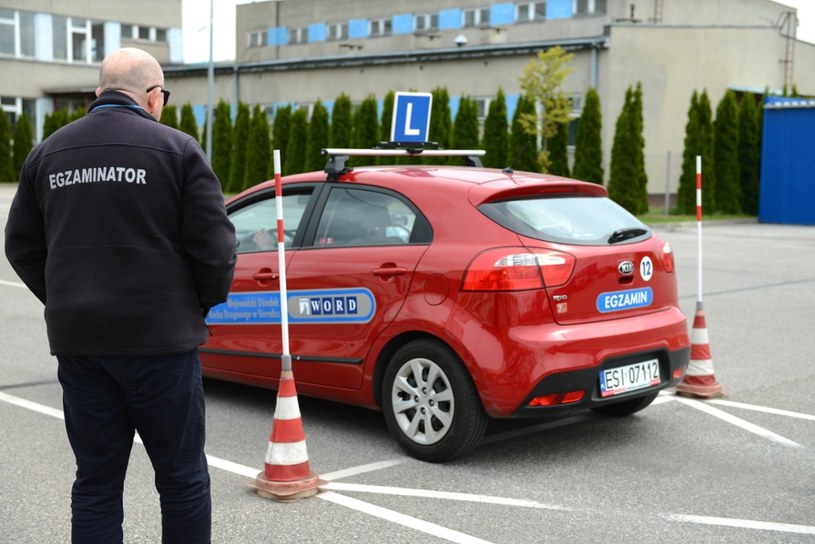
top-left (57, 351), bottom-right (211, 544)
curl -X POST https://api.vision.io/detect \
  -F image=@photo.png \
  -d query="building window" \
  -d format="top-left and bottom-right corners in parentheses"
top-left (328, 22), bottom-right (348, 41)
top-left (517, 2), bottom-right (547, 22)
top-left (289, 26), bottom-right (308, 44)
top-left (248, 30), bottom-right (267, 48)
top-left (0, 9), bottom-right (36, 58)
top-left (463, 8), bottom-right (489, 28)
top-left (0, 9), bottom-right (16, 56)
top-left (370, 18), bottom-right (392, 37)
top-left (475, 97), bottom-right (491, 122)
top-left (71, 18), bottom-right (91, 63)
top-left (19, 11), bottom-right (35, 57)
top-left (575, 0), bottom-right (604, 15)
top-left (415, 13), bottom-right (439, 32)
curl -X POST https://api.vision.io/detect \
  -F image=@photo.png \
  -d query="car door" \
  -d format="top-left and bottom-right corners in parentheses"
top-left (202, 185), bottom-right (315, 381)
top-left (282, 185), bottom-right (430, 390)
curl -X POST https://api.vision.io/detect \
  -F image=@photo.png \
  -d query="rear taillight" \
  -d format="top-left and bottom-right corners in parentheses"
top-left (661, 243), bottom-right (675, 273)
top-left (461, 248), bottom-right (575, 291)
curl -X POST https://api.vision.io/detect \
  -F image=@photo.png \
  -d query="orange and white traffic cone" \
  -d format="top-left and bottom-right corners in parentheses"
top-left (253, 370), bottom-right (325, 501)
top-left (676, 305), bottom-right (724, 398)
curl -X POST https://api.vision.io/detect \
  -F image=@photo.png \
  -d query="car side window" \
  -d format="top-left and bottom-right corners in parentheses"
top-left (315, 188), bottom-right (416, 247)
top-left (229, 191), bottom-right (311, 253)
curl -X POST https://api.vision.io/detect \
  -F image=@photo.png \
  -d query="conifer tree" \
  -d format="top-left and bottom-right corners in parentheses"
top-left (330, 93), bottom-right (352, 148)
top-left (430, 87), bottom-right (452, 149)
top-left (211, 100), bottom-right (233, 192)
top-left (631, 82), bottom-right (649, 213)
top-left (547, 121), bottom-right (570, 176)
top-left (738, 94), bottom-right (760, 215)
top-left (608, 86), bottom-right (648, 215)
top-left (285, 108), bottom-right (308, 175)
top-left (482, 88), bottom-right (508, 169)
top-left (450, 96), bottom-right (480, 165)
top-left (12, 112), bottom-right (34, 177)
top-left (377, 91), bottom-right (394, 165)
top-left (428, 87), bottom-right (452, 165)
top-left (697, 90), bottom-right (717, 212)
top-left (572, 87), bottom-right (603, 184)
top-left (677, 91), bottom-right (700, 214)
top-left (352, 94), bottom-right (379, 150)
top-left (228, 102), bottom-right (251, 194)
top-left (272, 104), bottom-right (291, 161)
top-left (244, 104), bottom-right (271, 189)
top-left (160, 105), bottom-right (179, 129)
top-left (306, 100), bottom-right (329, 172)
top-left (179, 103), bottom-right (199, 141)
top-left (508, 94), bottom-right (540, 172)
top-left (0, 111), bottom-right (14, 181)
top-left (713, 90), bottom-right (741, 213)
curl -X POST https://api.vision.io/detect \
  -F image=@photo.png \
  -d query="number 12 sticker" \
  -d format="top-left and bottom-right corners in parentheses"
top-left (640, 256), bottom-right (653, 281)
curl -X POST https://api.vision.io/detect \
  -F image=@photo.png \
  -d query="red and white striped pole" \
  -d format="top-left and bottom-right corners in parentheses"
top-left (273, 149), bottom-right (291, 373)
top-left (676, 155), bottom-right (723, 398)
top-left (254, 149), bottom-right (324, 500)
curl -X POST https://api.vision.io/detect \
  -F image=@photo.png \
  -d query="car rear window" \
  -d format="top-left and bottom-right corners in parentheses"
top-left (479, 195), bottom-right (651, 246)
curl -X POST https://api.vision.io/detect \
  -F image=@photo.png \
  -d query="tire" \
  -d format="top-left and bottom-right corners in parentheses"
top-left (382, 339), bottom-right (488, 463)
top-left (592, 391), bottom-right (659, 417)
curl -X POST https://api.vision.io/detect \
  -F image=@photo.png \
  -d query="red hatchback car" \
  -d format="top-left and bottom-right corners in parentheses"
top-left (201, 149), bottom-right (690, 462)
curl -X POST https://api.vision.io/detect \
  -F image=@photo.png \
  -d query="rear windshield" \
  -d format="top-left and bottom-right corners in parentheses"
top-left (479, 195), bottom-right (651, 246)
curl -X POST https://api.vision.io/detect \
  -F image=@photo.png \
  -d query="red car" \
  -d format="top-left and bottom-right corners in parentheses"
top-left (201, 149), bottom-right (690, 462)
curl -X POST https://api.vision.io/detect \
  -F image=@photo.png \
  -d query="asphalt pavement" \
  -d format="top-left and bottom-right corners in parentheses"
top-left (1, 182), bottom-right (814, 543)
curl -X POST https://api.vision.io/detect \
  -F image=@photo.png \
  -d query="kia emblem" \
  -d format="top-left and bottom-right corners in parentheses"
top-left (618, 261), bottom-right (634, 275)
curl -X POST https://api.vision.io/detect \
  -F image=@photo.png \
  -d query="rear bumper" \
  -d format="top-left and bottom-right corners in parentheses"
top-left (511, 345), bottom-right (689, 417)
top-left (449, 306), bottom-right (690, 418)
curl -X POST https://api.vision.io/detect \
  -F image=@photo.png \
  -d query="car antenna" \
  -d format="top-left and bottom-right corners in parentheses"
top-left (502, 141), bottom-right (531, 174)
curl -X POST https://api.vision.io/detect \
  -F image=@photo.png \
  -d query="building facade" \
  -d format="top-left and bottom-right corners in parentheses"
top-left (164, 0), bottom-right (814, 195)
top-left (0, 0), bottom-right (181, 141)
top-left (3, 0), bottom-right (813, 196)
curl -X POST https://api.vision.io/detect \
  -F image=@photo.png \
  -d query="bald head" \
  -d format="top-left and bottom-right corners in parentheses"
top-left (96, 48), bottom-right (166, 120)
top-left (99, 48), bottom-right (164, 92)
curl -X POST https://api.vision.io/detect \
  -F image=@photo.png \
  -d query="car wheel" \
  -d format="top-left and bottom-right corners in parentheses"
top-left (382, 339), bottom-right (488, 463)
top-left (591, 391), bottom-right (659, 417)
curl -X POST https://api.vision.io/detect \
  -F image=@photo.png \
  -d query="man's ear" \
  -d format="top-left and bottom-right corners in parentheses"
top-left (95, 87), bottom-right (102, 97)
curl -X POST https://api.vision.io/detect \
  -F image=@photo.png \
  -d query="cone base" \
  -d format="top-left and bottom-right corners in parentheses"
top-left (252, 470), bottom-right (326, 502)
top-left (675, 380), bottom-right (724, 399)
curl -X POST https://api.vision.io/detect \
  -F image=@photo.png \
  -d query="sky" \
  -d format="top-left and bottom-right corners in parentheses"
top-left (181, 0), bottom-right (815, 65)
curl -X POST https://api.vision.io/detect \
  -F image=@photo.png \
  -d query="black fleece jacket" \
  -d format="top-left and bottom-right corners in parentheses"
top-left (4, 91), bottom-right (236, 356)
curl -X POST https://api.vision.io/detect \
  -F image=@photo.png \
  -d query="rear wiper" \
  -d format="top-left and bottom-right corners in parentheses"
top-left (608, 227), bottom-right (648, 244)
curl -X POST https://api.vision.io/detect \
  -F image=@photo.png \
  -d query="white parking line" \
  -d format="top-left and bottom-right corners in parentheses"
top-left (709, 399), bottom-right (815, 422)
top-left (673, 396), bottom-right (802, 448)
top-left (2, 390), bottom-right (814, 539)
top-left (662, 514), bottom-right (815, 535)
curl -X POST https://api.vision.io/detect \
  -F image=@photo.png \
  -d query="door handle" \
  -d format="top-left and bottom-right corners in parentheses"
top-left (372, 266), bottom-right (408, 278)
top-left (252, 269), bottom-right (279, 282)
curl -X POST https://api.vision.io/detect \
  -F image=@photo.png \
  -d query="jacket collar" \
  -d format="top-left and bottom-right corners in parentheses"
top-left (88, 91), bottom-right (157, 122)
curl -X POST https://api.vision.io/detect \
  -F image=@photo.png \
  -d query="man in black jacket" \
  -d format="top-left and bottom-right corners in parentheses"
top-left (4, 47), bottom-right (236, 544)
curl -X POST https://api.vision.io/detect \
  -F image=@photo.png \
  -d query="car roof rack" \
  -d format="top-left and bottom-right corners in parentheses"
top-left (321, 143), bottom-right (486, 181)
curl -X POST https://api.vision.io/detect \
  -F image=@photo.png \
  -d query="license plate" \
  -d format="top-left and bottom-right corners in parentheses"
top-left (599, 359), bottom-right (661, 397)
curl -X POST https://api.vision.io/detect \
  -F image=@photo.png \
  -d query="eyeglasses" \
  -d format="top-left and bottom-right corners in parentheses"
top-left (146, 85), bottom-right (171, 106)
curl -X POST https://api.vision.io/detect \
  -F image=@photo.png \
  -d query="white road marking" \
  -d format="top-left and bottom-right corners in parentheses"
top-left (318, 491), bottom-right (496, 544)
top-left (674, 396), bottom-right (802, 447)
top-left (709, 399), bottom-right (815, 422)
top-left (323, 482), bottom-right (571, 510)
top-left (2, 390), bottom-right (814, 538)
top-left (662, 514), bottom-right (815, 535)
top-left (321, 459), bottom-right (407, 481)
